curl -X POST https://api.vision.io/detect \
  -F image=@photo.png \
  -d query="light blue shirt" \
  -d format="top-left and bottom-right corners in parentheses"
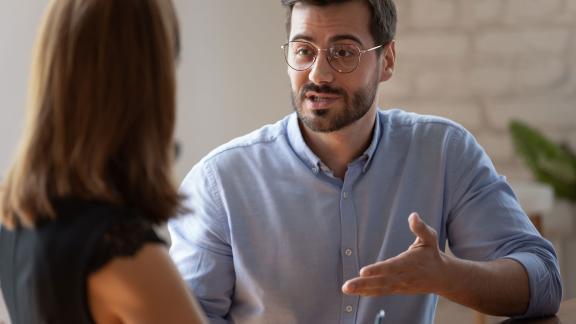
top-left (169, 109), bottom-right (562, 324)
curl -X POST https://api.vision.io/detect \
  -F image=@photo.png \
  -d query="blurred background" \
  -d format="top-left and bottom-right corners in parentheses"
top-left (0, 0), bottom-right (575, 323)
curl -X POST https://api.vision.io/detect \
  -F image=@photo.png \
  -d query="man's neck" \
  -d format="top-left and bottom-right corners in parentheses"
top-left (301, 108), bottom-right (377, 180)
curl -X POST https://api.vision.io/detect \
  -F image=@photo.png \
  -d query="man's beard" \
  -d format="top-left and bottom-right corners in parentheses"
top-left (291, 79), bottom-right (379, 133)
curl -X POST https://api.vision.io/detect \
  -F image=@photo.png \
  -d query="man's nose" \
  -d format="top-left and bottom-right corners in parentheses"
top-left (308, 51), bottom-right (335, 84)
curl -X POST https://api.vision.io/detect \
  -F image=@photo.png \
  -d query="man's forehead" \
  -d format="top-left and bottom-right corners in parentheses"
top-left (289, 1), bottom-right (372, 45)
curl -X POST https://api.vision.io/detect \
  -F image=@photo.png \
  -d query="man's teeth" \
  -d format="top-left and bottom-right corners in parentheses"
top-left (310, 96), bottom-right (332, 102)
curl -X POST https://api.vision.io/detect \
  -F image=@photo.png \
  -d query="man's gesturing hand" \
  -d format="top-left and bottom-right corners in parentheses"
top-left (342, 212), bottom-right (449, 297)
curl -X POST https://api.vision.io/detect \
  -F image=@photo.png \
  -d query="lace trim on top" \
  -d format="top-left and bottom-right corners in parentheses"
top-left (86, 217), bottom-right (165, 274)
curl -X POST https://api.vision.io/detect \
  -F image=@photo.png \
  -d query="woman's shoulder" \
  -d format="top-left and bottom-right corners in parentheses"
top-left (85, 208), bottom-right (165, 274)
top-left (37, 199), bottom-right (166, 272)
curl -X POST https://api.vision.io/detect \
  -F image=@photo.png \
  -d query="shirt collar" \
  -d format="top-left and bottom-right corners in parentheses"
top-left (286, 113), bottom-right (323, 172)
top-left (286, 111), bottom-right (382, 174)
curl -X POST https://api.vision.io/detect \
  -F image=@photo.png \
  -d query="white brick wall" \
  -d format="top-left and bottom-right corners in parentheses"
top-left (410, 0), bottom-right (457, 28)
top-left (380, 0), bottom-right (576, 182)
top-left (387, 99), bottom-right (484, 131)
top-left (505, 0), bottom-right (564, 22)
top-left (475, 29), bottom-right (570, 57)
top-left (398, 33), bottom-right (469, 62)
top-left (474, 133), bottom-right (515, 161)
top-left (467, 0), bottom-right (504, 25)
top-left (569, 0), bottom-right (576, 13)
top-left (515, 58), bottom-right (567, 91)
top-left (570, 131), bottom-right (576, 149)
top-left (485, 97), bottom-right (576, 130)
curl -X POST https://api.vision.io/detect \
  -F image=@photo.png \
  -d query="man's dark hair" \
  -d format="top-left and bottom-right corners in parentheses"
top-left (281, 0), bottom-right (397, 49)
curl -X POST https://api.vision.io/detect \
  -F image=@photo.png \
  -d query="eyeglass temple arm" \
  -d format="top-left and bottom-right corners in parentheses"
top-left (361, 44), bottom-right (384, 54)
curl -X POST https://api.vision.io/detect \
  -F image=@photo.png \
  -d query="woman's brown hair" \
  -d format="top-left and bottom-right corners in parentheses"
top-left (1, 0), bottom-right (181, 228)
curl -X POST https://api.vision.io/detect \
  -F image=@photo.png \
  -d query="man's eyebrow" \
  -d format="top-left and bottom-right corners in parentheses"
top-left (290, 34), bottom-right (314, 42)
top-left (290, 34), bottom-right (364, 46)
top-left (329, 34), bottom-right (363, 45)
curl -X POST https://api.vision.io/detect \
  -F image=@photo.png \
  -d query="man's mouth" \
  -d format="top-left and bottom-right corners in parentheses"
top-left (305, 91), bottom-right (340, 100)
top-left (304, 91), bottom-right (341, 109)
top-left (308, 95), bottom-right (336, 102)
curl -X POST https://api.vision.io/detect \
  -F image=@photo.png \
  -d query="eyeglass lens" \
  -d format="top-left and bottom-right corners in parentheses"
top-left (284, 41), bottom-right (361, 73)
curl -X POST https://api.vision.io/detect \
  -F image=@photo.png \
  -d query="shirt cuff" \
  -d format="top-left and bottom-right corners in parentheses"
top-left (502, 251), bottom-right (562, 318)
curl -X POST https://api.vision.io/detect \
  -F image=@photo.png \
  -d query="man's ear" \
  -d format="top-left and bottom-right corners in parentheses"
top-left (379, 40), bottom-right (396, 82)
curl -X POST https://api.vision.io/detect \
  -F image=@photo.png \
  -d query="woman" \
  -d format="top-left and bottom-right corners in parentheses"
top-left (0, 0), bottom-right (206, 323)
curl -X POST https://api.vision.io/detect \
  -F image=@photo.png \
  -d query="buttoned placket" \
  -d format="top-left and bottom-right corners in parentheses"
top-left (339, 163), bottom-right (362, 323)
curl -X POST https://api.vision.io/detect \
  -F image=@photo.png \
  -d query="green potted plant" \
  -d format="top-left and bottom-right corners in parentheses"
top-left (509, 120), bottom-right (576, 203)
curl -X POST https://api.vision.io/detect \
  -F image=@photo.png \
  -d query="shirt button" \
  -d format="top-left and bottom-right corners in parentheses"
top-left (345, 305), bottom-right (353, 313)
top-left (344, 249), bottom-right (353, 256)
top-left (342, 191), bottom-right (349, 198)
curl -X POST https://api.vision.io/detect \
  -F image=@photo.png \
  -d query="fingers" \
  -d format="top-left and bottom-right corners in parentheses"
top-left (342, 271), bottom-right (414, 296)
top-left (408, 212), bottom-right (437, 247)
top-left (342, 276), bottom-right (389, 296)
top-left (342, 258), bottom-right (402, 295)
top-left (359, 256), bottom-right (400, 277)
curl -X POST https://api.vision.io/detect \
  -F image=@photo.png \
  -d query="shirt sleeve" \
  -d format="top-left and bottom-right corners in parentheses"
top-left (445, 127), bottom-right (562, 318)
top-left (168, 161), bottom-right (234, 323)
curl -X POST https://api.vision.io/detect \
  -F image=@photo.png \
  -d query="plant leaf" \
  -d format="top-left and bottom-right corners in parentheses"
top-left (509, 120), bottom-right (576, 202)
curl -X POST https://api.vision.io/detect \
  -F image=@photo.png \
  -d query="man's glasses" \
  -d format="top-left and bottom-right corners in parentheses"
top-left (281, 40), bottom-right (383, 73)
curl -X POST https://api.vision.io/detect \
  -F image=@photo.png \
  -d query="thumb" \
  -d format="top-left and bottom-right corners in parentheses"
top-left (408, 212), bottom-right (437, 247)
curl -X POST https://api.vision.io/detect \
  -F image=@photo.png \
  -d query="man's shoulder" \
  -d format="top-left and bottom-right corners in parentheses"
top-left (199, 115), bottom-right (291, 165)
top-left (379, 108), bottom-right (468, 137)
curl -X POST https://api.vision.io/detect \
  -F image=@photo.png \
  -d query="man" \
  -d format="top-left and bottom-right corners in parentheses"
top-left (169, 0), bottom-right (562, 323)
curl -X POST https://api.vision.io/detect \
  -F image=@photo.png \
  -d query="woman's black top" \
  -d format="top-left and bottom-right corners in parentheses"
top-left (0, 200), bottom-right (164, 324)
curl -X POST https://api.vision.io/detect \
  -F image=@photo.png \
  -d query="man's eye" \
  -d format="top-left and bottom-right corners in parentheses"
top-left (333, 49), bottom-right (353, 58)
top-left (296, 48), bottom-right (313, 56)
